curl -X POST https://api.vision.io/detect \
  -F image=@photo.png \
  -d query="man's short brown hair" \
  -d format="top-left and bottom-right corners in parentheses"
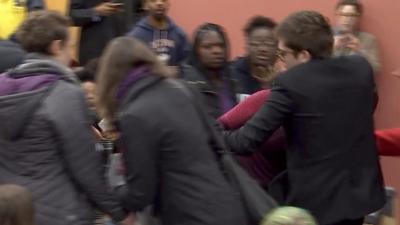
top-left (16, 10), bottom-right (70, 54)
top-left (276, 11), bottom-right (333, 59)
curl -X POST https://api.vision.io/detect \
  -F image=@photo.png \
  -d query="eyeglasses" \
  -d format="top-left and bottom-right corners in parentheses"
top-left (277, 49), bottom-right (295, 59)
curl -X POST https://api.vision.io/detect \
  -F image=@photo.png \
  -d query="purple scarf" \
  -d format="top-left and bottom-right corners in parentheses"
top-left (219, 81), bottom-right (236, 113)
top-left (116, 66), bottom-right (150, 104)
top-left (0, 74), bottom-right (59, 96)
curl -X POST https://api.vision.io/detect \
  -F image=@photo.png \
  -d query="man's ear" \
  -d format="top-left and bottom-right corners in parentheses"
top-left (297, 50), bottom-right (312, 63)
top-left (48, 40), bottom-right (63, 57)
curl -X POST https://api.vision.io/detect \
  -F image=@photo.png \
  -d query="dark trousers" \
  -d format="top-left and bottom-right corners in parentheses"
top-left (325, 218), bottom-right (364, 225)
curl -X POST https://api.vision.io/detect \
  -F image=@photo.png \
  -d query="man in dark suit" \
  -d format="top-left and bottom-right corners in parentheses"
top-left (224, 11), bottom-right (385, 225)
top-left (69, 0), bottom-right (144, 65)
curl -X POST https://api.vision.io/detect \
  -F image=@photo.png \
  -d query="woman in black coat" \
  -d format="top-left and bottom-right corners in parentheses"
top-left (180, 23), bottom-right (237, 119)
top-left (96, 36), bottom-right (247, 225)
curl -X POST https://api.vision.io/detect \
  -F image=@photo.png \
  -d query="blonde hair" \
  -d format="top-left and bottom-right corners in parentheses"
top-left (96, 36), bottom-right (171, 123)
top-left (0, 185), bottom-right (35, 225)
top-left (261, 207), bottom-right (318, 225)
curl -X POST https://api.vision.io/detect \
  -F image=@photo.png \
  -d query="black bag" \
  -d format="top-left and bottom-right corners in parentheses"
top-left (171, 79), bottom-right (278, 224)
top-left (220, 153), bottom-right (279, 223)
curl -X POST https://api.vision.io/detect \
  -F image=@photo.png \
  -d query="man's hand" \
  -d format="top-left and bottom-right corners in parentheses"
top-left (345, 34), bottom-right (361, 52)
top-left (168, 66), bottom-right (179, 78)
top-left (334, 35), bottom-right (350, 50)
top-left (102, 129), bottom-right (120, 141)
top-left (94, 2), bottom-right (122, 16)
top-left (275, 58), bottom-right (287, 73)
top-left (253, 65), bottom-right (277, 87)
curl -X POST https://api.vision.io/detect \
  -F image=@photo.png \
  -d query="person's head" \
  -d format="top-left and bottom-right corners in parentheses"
top-left (261, 207), bottom-right (318, 225)
top-left (191, 23), bottom-right (229, 71)
top-left (0, 184), bottom-right (35, 225)
top-left (143, 0), bottom-right (169, 20)
top-left (244, 16), bottom-right (278, 67)
top-left (76, 59), bottom-right (99, 112)
top-left (276, 11), bottom-right (333, 69)
top-left (97, 36), bottom-right (170, 122)
top-left (16, 10), bottom-right (71, 66)
top-left (335, 0), bottom-right (363, 33)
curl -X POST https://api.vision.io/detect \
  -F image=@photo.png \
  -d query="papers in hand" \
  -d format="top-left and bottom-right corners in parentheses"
top-left (107, 153), bottom-right (126, 187)
top-left (237, 93), bottom-right (250, 103)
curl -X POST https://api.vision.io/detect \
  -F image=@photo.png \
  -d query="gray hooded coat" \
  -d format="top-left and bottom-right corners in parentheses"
top-left (0, 55), bottom-right (126, 225)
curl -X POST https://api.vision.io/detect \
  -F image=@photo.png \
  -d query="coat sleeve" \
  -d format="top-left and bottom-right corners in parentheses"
top-left (224, 80), bottom-right (293, 153)
top-left (117, 113), bottom-right (159, 211)
top-left (69, 0), bottom-right (101, 27)
top-left (375, 128), bottom-right (400, 156)
top-left (219, 90), bottom-right (270, 130)
top-left (49, 85), bottom-right (127, 222)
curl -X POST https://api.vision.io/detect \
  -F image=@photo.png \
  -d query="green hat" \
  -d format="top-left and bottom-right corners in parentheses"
top-left (261, 207), bottom-right (318, 225)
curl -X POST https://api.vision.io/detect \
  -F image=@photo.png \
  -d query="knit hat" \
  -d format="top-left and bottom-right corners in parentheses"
top-left (261, 206), bottom-right (318, 225)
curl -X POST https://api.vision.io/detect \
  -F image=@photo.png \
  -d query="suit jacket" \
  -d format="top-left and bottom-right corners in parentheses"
top-left (69, 0), bottom-right (143, 65)
top-left (224, 55), bottom-right (385, 225)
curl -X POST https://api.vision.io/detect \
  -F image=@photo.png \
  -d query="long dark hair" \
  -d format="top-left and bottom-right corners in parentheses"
top-left (188, 23), bottom-right (230, 70)
top-left (97, 37), bottom-right (171, 122)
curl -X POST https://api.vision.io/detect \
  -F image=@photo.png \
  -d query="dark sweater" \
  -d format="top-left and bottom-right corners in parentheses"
top-left (219, 90), bottom-right (286, 188)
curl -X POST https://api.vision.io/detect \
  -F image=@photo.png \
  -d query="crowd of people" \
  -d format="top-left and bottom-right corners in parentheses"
top-left (0, 0), bottom-right (399, 225)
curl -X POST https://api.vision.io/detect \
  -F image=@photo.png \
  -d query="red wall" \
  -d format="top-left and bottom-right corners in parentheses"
top-left (170, 0), bottom-right (400, 221)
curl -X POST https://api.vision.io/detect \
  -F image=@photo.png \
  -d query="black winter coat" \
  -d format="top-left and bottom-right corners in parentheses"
top-left (180, 64), bottom-right (237, 119)
top-left (117, 74), bottom-right (247, 225)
